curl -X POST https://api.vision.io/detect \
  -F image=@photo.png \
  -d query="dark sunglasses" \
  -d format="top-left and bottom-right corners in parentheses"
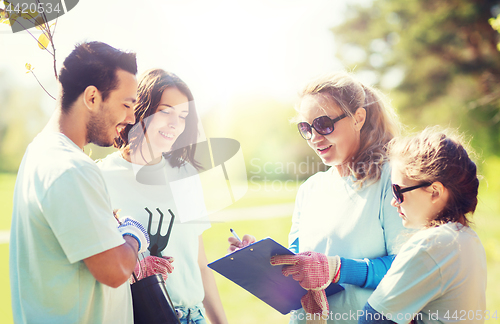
top-left (392, 182), bottom-right (432, 204)
top-left (297, 114), bottom-right (347, 140)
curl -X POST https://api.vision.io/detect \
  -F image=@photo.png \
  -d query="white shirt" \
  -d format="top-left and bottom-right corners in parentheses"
top-left (97, 151), bottom-right (210, 307)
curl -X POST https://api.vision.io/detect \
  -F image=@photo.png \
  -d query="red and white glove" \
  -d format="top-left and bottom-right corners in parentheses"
top-left (270, 252), bottom-right (341, 318)
top-left (131, 255), bottom-right (174, 283)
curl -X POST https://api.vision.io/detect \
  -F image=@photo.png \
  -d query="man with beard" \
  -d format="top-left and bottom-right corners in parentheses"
top-left (9, 41), bottom-right (149, 324)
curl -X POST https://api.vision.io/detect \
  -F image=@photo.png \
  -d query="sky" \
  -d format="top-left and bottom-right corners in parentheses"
top-left (0, 0), bottom-right (358, 117)
top-left (0, 0), bottom-right (366, 230)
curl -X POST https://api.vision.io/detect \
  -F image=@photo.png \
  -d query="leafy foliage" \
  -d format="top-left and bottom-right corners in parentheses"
top-left (333, 0), bottom-right (500, 156)
top-left (490, 13), bottom-right (500, 50)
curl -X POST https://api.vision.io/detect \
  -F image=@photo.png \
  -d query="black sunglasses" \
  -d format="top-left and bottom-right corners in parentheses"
top-left (392, 182), bottom-right (432, 204)
top-left (297, 114), bottom-right (347, 140)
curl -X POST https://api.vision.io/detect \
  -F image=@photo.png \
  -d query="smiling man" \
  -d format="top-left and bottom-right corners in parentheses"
top-left (9, 42), bottom-right (149, 324)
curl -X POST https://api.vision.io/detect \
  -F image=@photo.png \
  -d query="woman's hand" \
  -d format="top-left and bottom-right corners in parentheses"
top-left (270, 251), bottom-right (340, 316)
top-left (270, 251), bottom-right (336, 290)
top-left (227, 234), bottom-right (256, 253)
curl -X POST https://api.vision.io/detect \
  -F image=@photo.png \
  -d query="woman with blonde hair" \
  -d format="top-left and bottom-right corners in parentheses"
top-left (229, 72), bottom-right (409, 324)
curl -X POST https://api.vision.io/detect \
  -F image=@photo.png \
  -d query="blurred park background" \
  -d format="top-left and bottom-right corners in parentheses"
top-left (1, 0), bottom-right (499, 323)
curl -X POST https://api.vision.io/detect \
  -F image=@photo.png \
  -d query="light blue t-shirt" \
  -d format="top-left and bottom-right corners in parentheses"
top-left (97, 151), bottom-right (210, 308)
top-left (288, 163), bottom-right (409, 324)
top-left (367, 222), bottom-right (487, 324)
top-left (10, 132), bottom-right (132, 324)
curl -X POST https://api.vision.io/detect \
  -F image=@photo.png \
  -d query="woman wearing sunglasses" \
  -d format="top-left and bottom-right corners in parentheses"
top-left (359, 128), bottom-right (486, 324)
top-left (229, 72), bottom-right (409, 323)
top-left (97, 69), bottom-right (228, 324)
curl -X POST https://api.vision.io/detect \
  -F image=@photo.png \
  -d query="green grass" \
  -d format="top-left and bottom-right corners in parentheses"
top-left (0, 244), bottom-right (11, 323)
top-left (0, 173), bottom-right (15, 323)
top-left (1, 173), bottom-right (499, 323)
top-left (0, 173), bottom-right (16, 230)
top-left (474, 191), bottom-right (500, 313)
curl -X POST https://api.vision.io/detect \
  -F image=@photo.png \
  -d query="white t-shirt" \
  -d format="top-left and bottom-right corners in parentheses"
top-left (97, 151), bottom-right (210, 308)
top-left (10, 132), bottom-right (132, 324)
top-left (288, 163), bottom-right (409, 324)
top-left (368, 222), bottom-right (487, 324)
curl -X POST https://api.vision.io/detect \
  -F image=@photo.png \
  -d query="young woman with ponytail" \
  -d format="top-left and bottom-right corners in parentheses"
top-left (228, 72), bottom-right (410, 324)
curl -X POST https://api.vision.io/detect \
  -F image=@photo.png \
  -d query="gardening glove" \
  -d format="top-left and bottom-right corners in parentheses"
top-left (270, 252), bottom-right (341, 290)
top-left (270, 252), bottom-right (340, 318)
top-left (301, 290), bottom-right (329, 324)
top-left (132, 256), bottom-right (174, 283)
top-left (118, 216), bottom-right (150, 254)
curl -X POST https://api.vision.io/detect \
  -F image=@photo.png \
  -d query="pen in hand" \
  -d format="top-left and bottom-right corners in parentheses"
top-left (230, 228), bottom-right (241, 242)
top-left (228, 230), bottom-right (256, 253)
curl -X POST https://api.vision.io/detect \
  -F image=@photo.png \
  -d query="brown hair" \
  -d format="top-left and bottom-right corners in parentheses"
top-left (387, 127), bottom-right (479, 227)
top-left (114, 69), bottom-right (200, 169)
top-left (294, 71), bottom-right (400, 187)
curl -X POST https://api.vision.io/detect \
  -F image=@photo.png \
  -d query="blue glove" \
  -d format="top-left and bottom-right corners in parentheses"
top-left (118, 217), bottom-right (150, 254)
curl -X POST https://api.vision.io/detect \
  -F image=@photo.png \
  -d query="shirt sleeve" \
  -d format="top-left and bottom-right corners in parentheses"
top-left (338, 255), bottom-right (395, 289)
top-left (41, 165), bottom-right (125, 264)
top-left (289, 237), bottom-right (299, 254)
top-left (367, 245), bottom-right (443, 323)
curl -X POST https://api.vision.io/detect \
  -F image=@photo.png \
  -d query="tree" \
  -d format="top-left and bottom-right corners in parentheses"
top-left (0, 1), bottom-right (60, 170)
top-left (332, 0), bottom-right (500, 156)
top-left (1, 0), bottom-right (58, 99)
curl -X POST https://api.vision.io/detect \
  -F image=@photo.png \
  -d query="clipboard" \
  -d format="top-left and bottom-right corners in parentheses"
top-left (208, 238), bottom-right (344, 314)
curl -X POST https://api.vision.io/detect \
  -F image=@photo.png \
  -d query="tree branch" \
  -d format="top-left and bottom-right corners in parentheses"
top-left (29, 70), bottom-right (56, 100)
top-left (13, 19), bottom-right (54, 56)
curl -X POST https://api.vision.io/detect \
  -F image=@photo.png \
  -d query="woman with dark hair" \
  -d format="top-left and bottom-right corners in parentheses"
top-left (98, 69), bottom-right (227, 324)
top-left (113, 69), bottom-right (200, 169)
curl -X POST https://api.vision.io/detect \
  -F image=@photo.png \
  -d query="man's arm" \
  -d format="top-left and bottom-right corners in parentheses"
top-left (83, 236), bottom-right (138, 288)
top-left (84, 217), bottom-right (149, 288)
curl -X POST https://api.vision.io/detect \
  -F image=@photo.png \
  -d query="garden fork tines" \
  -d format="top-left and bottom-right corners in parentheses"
top-left (145, 207), bottom-right (175, 257)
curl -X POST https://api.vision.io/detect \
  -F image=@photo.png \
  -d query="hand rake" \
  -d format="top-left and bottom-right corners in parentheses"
top-left (145, 207), bottom-right (175, 257)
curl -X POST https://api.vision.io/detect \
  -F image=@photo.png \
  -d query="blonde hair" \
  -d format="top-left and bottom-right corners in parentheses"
top-left (294, 71), bottom-right (400, 187)
top-left (387, 127), bottom-right (479, 227)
